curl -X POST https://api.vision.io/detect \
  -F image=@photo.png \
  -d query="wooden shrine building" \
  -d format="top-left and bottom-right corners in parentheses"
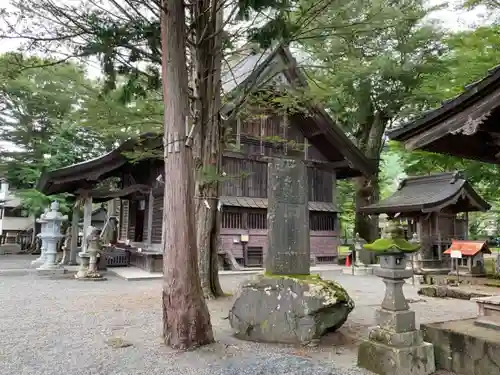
top-left (37, 45), bottom-right (375, 272)
top-left (360, 171), bottom-right (490, 274)
top-left (388, 64), bottom-right (500, 163)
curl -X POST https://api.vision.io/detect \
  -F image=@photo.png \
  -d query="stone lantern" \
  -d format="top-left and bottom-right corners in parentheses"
top-left (357, 221), bottom-right (435, 375)
top-left (37, 202), bottom-right (68, 274)
top-left (31, 207), bottom-right (50, 267)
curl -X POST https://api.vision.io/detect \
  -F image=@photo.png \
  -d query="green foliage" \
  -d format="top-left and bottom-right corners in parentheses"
top-left (0, 53), bottom-right (112, 214)
top-left (299, 0), bottom-right (447, 146)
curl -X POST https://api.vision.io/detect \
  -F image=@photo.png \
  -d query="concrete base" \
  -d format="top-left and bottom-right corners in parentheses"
top-left (353, 265), bottom-right (374, 276)
top-left (415, 268), bottom-right (450, 275)
top-left (358, 338), bottom-right (435, 375)
top-left (474, 295), bottom-right (500, 330)
top-left (342, 266), bottom-right (374, 276)
top-left (36, 268), bottom-right (67, 277)
top-left (422, 318), bottom-right (500, 375)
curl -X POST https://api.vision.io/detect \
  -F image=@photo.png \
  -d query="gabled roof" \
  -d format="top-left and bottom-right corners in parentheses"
top-left (388, 64), bottom-right (500, 142)
top-left (360, 171), bottom-right (490, 215)
top-left (443, 240), bottom-right (491, 257)
top-left (37, 133), bottom-right (162, 195)
top-left (222, 45), bottom-right (375, 178)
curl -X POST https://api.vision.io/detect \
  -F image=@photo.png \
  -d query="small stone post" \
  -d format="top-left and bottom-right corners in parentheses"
top-left (31, 207), bottom-right (50, 268)
top-left (357, 222), bottom-right (435, 375)
top-left (37, 202), bottom-right (68, 276)
top-left (266, 158), bottom-right (310, 275)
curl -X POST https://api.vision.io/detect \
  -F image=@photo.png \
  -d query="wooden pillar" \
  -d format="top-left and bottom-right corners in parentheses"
top-left (236, 117), bottom-right (241, 151)
top-left (81, 196), bottom-right (93, 253)
top-left (436, 212), bottom-right (442, 261)
top-left (146, 189), bottom-right (154, 247)
top-left (68, 206), bottom-right (80, 265)
top-left (465, 212), bottom-right (469, 239)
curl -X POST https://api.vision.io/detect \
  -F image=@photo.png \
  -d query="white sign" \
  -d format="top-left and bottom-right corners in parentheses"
top-left (450, 250), bottom-right (462, 259)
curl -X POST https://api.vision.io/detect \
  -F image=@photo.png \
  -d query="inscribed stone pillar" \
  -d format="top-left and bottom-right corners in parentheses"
top-left (266, 158), bottom-right (310, 275)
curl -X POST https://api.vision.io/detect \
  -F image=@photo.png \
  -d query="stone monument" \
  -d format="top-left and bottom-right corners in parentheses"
top-left (31, 207), bottom-right (50, 267)
top-left (37, 202), bottom-right (68, 276)
top-left (357, 221), bottom-right (435, 375)
top-left (229, 158), bottom-right (354, 345)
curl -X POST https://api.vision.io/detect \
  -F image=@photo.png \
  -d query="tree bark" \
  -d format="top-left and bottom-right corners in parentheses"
top-left (354, 109), bottom-right (387, 244)
top-left (160, 0), bottom-right (214, 349)
top-left (191, 0), bottom-right (225, 299)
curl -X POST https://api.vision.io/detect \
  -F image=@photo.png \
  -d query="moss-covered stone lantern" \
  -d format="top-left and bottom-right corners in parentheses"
top-left (357, 221), bottom-right (436, 375)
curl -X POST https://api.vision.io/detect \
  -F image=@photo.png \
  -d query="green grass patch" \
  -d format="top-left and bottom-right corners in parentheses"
top-left (338, 246), bottom-right (351, 255)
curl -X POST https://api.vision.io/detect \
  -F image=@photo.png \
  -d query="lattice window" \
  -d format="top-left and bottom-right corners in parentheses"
top-left (248, 210), bottom-right (267, 229)
top-left (310, 212), bottom-right (336, 231)
top-left (222, 211), bottom-right (243, 229)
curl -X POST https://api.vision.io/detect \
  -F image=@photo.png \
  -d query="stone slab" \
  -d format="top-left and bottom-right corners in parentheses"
top-left (266, 158), bottom-right (310, 275)
top-left (422, 318), bottom-right (500, 375)
top-left (357, 338), bottom-right (435, 375)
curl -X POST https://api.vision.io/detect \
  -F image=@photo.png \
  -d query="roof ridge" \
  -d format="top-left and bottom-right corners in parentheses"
top-left (398, 171), bottom-right (464, 189)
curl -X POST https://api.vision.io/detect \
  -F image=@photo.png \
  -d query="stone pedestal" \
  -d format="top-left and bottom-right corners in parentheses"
top-left (358, 254), bottom-right (435, 375)
top-left (75, 252), bottom-right (90, 279)
top-left (75, 226), bottom-right (106, 280)
top-left (229, 159), bottom-right (353, 344)
top-left (36, 203), bottom-right (68, 276)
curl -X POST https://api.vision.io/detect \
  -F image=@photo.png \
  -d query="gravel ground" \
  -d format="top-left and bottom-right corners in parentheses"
top-left (0, 258), bottom-right (476, 375)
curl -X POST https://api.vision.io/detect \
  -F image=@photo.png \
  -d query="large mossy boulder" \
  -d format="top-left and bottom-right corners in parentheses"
top-left (228, 273), bottom-right (354, 345)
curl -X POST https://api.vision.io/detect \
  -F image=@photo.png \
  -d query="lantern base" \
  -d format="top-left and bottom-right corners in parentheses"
top-left (358, 337), bottom-right (435, 375)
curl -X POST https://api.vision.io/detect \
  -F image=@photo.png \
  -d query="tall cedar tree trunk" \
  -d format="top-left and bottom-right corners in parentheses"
top-left (160, 0), bottom-right (214, 349)
top-left (355, 108), bottom-right (387, 244)
top-left (192, 0), bottom-right (224, 299)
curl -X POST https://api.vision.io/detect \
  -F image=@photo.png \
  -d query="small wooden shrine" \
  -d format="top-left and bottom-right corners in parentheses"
top-left (360, 171), bottom-right (490, 274)
top-left (444, 240), bottom-right (491, 276)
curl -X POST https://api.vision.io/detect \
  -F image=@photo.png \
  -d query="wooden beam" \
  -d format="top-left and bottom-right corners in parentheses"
top-left (69, 207), bottom-right (79, 265)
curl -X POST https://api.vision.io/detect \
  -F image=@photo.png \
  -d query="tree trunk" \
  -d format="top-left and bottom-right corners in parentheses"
top-left (354, 110), bottom-right (387, 244)
top-left (160, 0), bottom-right (214, 349)
top-left (192, 0), bottom-right (225, 299)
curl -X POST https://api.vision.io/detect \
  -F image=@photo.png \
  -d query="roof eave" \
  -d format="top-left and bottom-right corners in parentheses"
top-left (388, 66), bottom-right (500, 142)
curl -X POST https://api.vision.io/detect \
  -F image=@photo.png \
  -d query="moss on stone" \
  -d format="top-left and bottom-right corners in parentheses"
top-left (262, 272), bottom-right (354, 310)
top-left (363, 238), bottom-right (420, 254)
